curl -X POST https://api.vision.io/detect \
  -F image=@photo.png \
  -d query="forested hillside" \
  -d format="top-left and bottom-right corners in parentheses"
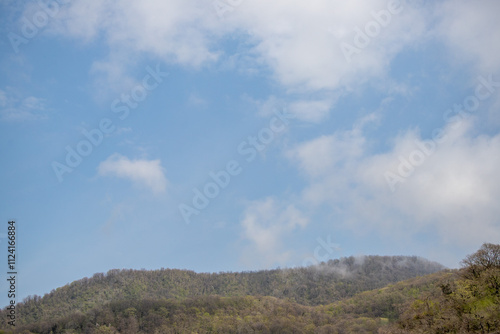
top-left (5, 244), bottom-right (497, 333)
top-left (5, 270), bottom-right (453, 334)
top-left (385, 243), bottom-right (500, 333)
top-left (0, 255), bottom-right (443, 329)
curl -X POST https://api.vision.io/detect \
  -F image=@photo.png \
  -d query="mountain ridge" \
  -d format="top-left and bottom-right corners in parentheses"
top-left (5, 269), bottom-right (455, 333)
top-left (1, 255), bottom-right (444, 328)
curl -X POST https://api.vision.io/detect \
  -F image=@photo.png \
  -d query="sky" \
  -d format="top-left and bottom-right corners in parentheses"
top-left (0, 0), bottom-right (500, 306)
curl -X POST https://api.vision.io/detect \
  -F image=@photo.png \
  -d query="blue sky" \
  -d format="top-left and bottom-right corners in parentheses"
top-left (1, 0), bottom-right (500, 305)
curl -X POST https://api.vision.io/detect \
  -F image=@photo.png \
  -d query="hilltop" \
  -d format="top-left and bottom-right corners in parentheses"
top-left (2, 245), bottom-right (498, 333)
top-left (1, 255), bottom-right (443, 330)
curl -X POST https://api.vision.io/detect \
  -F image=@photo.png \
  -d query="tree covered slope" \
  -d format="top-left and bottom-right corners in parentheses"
top-left (2, 246), bottom-right (497, 333)
top-left (2, 255), bottom-right (443, 327)
top-left (7, 270), bottom-right (453, 334)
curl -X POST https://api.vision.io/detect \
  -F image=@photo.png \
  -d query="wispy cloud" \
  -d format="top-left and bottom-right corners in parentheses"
top-left (187, 93), bottom-right (208, 108)
top-left (49, 0), bottom-right (218, 80)
top-left (254, 95), bottom-right (339, 123)
top-left (437, 0), bottom-right (500, 74)
top-left (41, 0), bottom-right (500, 121)
top-left (97, 154), bottom-right (168, 194)
top-left (44, 1), bottom-right (429, 101)
top-left (102, 203), bottom-right (127, 234)
top-left (287, 99), bottom-right (334, 123)
top-left (0, 88), bottom-right (48, 121)
top-left (240, 198), bottom-right (309, 269)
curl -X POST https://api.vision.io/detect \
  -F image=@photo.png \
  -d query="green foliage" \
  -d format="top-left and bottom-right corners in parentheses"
top-left (0, 255), bottom-right (443, 328)
top-left (387, 243), bottom-right (500, 333)
top-left (10, 250), bottom-right (500, 333)
top-left (10, 296), bottom-right (398, 334)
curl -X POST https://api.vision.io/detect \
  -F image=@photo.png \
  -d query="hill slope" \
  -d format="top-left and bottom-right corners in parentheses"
top-left (385, 243), bottom-right (500, 333)
top-left (9, 270), bottom-right (454, 334)
top-left (2, 245), bottom-right (498, 333)
top-left (1, 255), bottom-right (443, 327)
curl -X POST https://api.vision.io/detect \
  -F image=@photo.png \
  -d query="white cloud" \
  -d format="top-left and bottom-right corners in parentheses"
top-left (22, 96), bottom-right (46, 110)
top-left (240, 198), bottom-right (309, 269)
top-left (437, 0), bottom-right (500, 75)
top-left (97, 154), bottom-right (168, 194)
top-left (255, 95), bottom-right (340, 123)
top-left (287, 129), bottom-right (366, 178)
top-left (230, 0), bottom-right (428, 91)
top-left (287, 118), bottom-right (500, 262)
top-left (45, 0), bottom-right (220, 95)
top-left (50, 0), bottom-right (219, 66)
top-left (288, 99), bottom-right (333, 123)
top-left (436, 0), bottom-right (500, 127)
top-left (25, 0), bottom-right (499, 108)
top-left (45, 0), bottom-right (433, 102)
top-left (0, 89), bottom-right (48, 121)
top-left (89, 55), bottom-right (141, 99)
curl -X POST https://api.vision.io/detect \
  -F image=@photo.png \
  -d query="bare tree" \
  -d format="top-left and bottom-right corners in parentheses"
top-left (461, 243), bottom-right (500, 278)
